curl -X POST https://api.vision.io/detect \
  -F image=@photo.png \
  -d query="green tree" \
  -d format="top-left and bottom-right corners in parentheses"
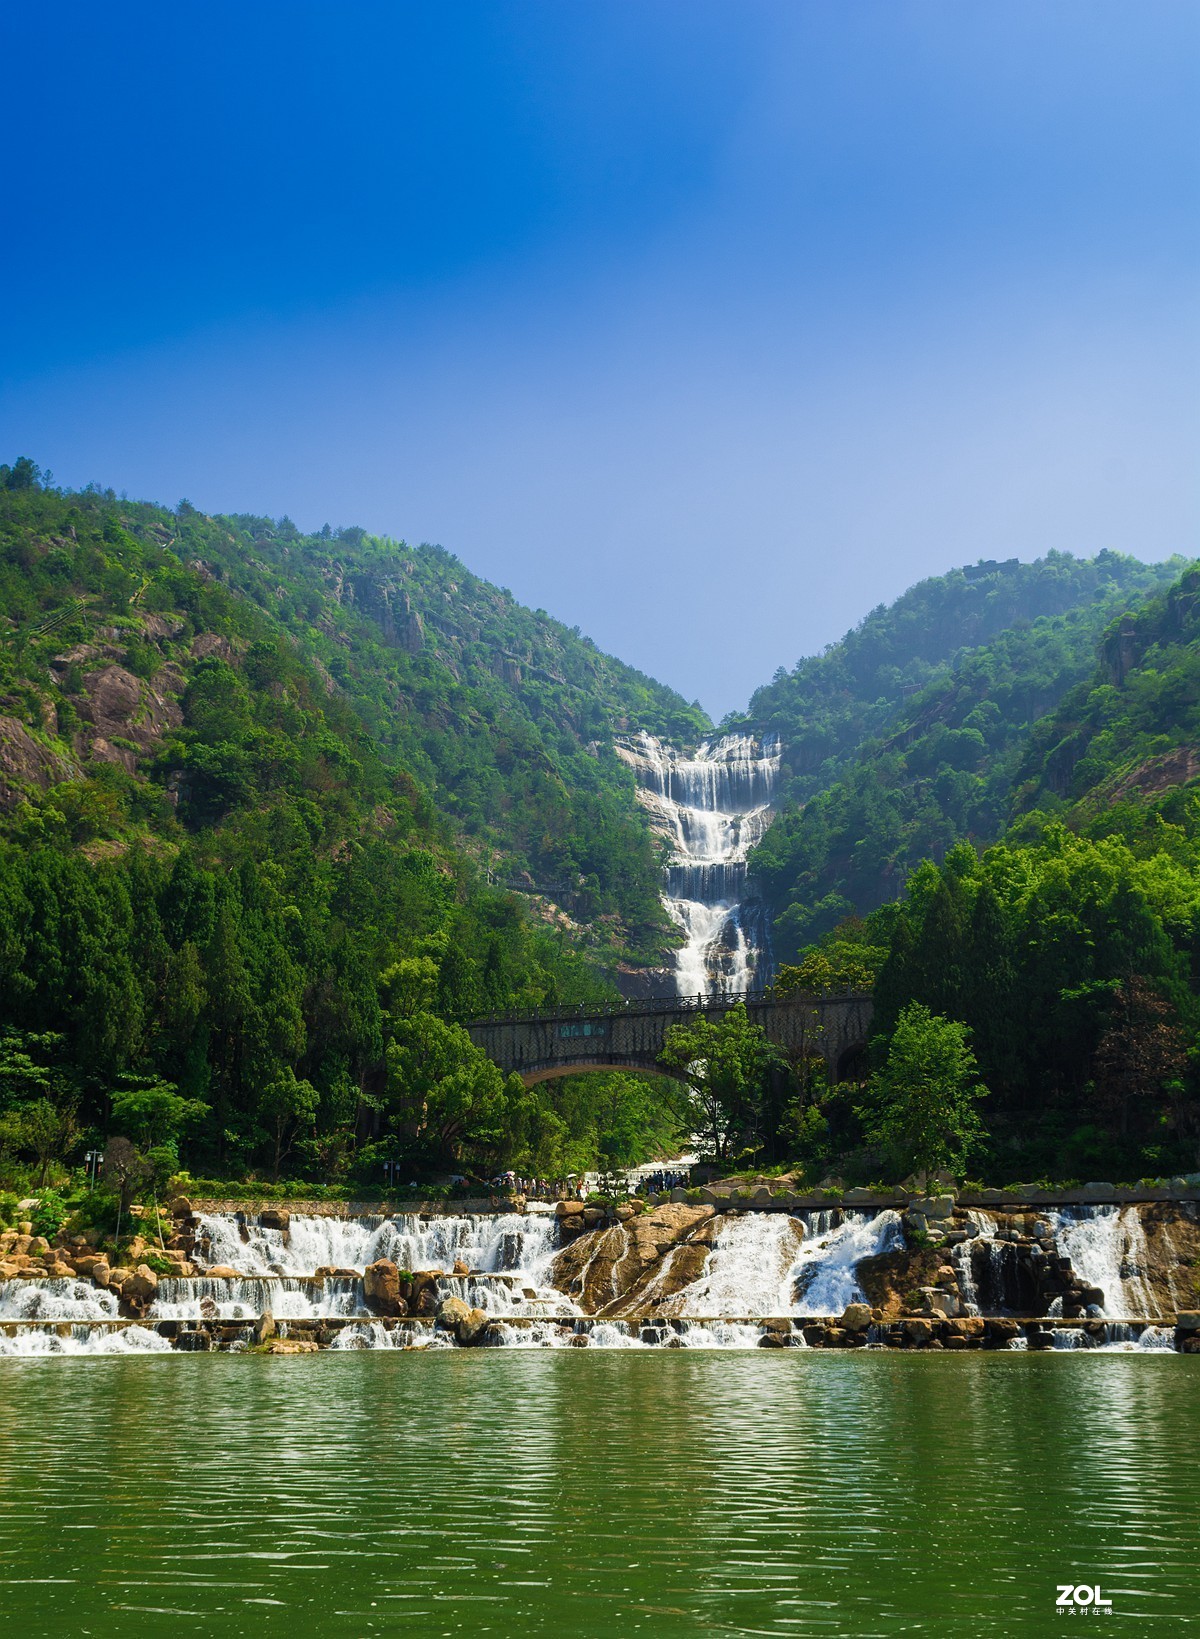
top-left (383, 1012), bottom-right (511, 1167)
top-left (857, 1003), bottom-right (987, 1184)
top-left (257, 1070), bottom-right (320, 1181)
top-left (658, 1003), bottom-right (781, 1162)
top-left (110, 1078), bottom-right (210, 1153)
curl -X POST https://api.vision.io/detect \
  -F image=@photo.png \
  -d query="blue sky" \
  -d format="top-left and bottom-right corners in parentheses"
top-left (2, 2), bottom-right (1196, 716)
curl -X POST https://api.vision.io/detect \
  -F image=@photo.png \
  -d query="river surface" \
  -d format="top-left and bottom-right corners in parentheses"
top-left (0, 1352), bottom-right (1195, 1637)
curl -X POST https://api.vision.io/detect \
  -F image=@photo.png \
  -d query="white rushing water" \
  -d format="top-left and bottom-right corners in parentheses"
top-left (195, 1211), bottom-right (559, 1282)
top-left (0, 1278), bottom-right (121, 1323)
top-left (0, 1324), bottom-right (172, 1357)
top-left (1046, 1205), bottom-right (1155, 1317)
top-left (616, 731), bottom-right (779, 996)
top-left (791, 1210), bottom-right (905, 1316)
top-left (651, 1208), bottom-right (903, 1319)
top-left (2, 1203), bottom-right (1183, 1352)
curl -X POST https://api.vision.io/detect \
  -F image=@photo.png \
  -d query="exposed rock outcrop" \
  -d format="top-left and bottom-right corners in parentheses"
top-left (550, 1203), bottom-right (715, 1316)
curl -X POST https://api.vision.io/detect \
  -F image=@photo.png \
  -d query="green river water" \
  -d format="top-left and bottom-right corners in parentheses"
top-left (0, 1351), bottom-right (1195, 1638)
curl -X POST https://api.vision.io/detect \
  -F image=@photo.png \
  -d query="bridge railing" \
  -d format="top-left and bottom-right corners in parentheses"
top-left (468, 988), bottom-right (869, 1027)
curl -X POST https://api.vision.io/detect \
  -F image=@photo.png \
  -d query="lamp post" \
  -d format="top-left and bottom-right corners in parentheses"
top-left (85, 1149), bottom-right (103, 1191)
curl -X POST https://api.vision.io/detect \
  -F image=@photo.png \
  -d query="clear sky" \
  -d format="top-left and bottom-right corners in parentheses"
top-left (2, 2), bottom-right (1196, 717)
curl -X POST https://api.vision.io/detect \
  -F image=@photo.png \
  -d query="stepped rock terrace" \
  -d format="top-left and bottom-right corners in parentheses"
top-left (1, 1187), bottom-right (1197, 1356)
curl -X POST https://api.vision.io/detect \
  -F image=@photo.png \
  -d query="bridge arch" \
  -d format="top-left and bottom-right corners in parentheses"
top-left (468, 991), bottom-right (873, 1088)
top-left (516, 1058), bottom-right (690, 1089)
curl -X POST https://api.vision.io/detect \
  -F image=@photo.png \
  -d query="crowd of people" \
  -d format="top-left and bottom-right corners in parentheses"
top-left (482, 1166), bottom-right (694, 1201)
top-left (633, 1168), bottom-right (690, 1196)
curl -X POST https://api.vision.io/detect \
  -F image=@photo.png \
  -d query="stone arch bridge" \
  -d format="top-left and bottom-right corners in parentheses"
top-left (468, 991), bottom-right (874, 1088)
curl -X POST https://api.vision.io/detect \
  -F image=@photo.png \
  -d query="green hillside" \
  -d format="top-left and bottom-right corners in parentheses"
top-left (0, 459), bottom-right (700, 1188)
top-left (746, 551), bottom-right (1183, 958)
top-left (775, 560), bottom-right (1200, 1184)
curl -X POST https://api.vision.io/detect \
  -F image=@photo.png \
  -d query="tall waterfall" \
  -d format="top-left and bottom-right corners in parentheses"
top-left (617, 731), bottom-right (780, 996)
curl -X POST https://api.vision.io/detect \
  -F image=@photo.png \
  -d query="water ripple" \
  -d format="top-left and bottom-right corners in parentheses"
top-left (0, 1352), bottom-right (1195, 1636)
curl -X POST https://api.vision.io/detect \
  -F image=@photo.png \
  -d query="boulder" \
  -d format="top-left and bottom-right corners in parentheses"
top-left (946, 1317), bottom-right (986, 1339)
top-left (554, 1199), bottom-right (585, 1218)
top-left (1079, 1182), bottom-right (1116, 1202)
top-left (1175, 1311), bottom-right (1200, 1332)
top-left (456, 1307), bottom-right (489, 1346)
top-left (903, 1318), bottom-right (933, 1342)
top-left (363, 1259), bottom-right (405, 1317)
top-left (757, 1331), bottom-right (790, 1347)
top-left (175, 1329), bottom-right (214, 1352)
top-left (90, 1261), bottom-right (112, 1289)
top-left (169, 1196), bottom-right (193, 1218)
top-left (452, 1260), bottom-right (470, 1276)
top-left (268, 1339), bottom-right (319, 1354)
top-left (910, 1195), bottom-right (955, 1221)
top-left (839, 1302), bottom-right (873, 1334)
top-left (436, 1295), bottom-right (473, 1331)
top-left (124, 1264), bottom-right (159, 1303)
top-left (434, 1294), bottom-right (488, 1345)
top-left (253, 1310), bottom-right (276, 1344)
top-left (258, 1209), bottom-right (290, 1232)
top-left (614, 1204), bottom-right (636, 1222)
top-left (205, 1265), bottom-right (241, 1280)
top-left (581, 1207), bottom-right (606, 1228)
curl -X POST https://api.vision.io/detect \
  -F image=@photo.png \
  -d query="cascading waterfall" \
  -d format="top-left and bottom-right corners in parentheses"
top-left (1045, 1205), bottom-right (1155, 1317)
top-left (616, 731), bottom-right (780, 996)
top-left (193, 1210), bottom-right (559, 1284)
top-left (1, 1201), bottom-right (1188, 1353)
top-left (650, 1209), bottom-right (903, 1319)
top-left (791, 1210), bottom-right (905, 1315)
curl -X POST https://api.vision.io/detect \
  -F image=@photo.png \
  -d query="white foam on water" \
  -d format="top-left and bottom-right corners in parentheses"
top-left (0, 1324), bottom-right (171, 1357)
top-left (0, 1279), bottom-right (120, 1323)
top-left (1046, 1206), bottom-right (1155, 1317)
top-left (792, 1211), bottom-right (904, 1316)
top-left (149, 1275), bottom-right (366, 1321)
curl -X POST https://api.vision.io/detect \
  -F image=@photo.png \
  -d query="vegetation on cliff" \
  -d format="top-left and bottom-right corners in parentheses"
top-left (747, 552), bottom-right (1184, 957)
top-left (0, 461), bottom-right (701, 1191)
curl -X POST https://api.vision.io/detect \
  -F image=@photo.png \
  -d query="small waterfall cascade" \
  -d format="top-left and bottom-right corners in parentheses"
top-left (0, 1212), bottom-right (567, 1352)
top-left (1044, 1205), bottom-right (1155, 1317)
top-left (0, 1201), bottom-right (1187, 1353)
top-left (653, 1209), bottom-right (904, 1319)
top-left (192, 1210), bottom-right (558, 1283)
top-left (615, 730), bottom-right (780, 996)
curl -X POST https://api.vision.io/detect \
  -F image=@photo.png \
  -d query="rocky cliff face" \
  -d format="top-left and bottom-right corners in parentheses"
top-left (551, 1202), bottom-right (717, 1316)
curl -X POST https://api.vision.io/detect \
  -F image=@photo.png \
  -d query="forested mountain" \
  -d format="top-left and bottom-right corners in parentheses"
top-left (1012, 564), bottom-right (1200, 832)
top-left (1, 450), bottom-right (1195, 1194)
top-left (0, 458), bottom-right (699, 1188)
top-left (776, 559), bottom-right (1200, 1183)
top-left (745, 552), bottom-right (1184, 957)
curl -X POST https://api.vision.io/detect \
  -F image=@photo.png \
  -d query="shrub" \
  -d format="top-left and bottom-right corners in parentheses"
top-left (31, 1189), bottom-right (68, 1240)
top-left (64, 1188), bottom-right (120, 1241)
